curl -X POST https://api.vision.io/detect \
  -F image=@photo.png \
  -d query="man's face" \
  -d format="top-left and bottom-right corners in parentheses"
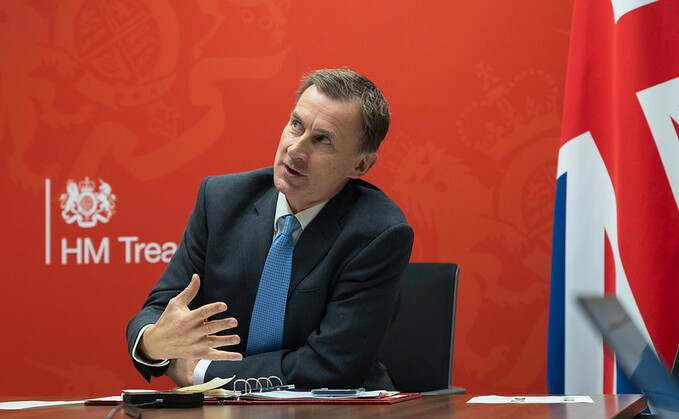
top-left (274, 85), bottom-right (377, 213)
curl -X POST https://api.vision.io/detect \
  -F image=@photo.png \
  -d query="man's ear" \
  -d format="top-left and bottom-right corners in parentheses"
top-left (349, 153), bottom-right (378, 178)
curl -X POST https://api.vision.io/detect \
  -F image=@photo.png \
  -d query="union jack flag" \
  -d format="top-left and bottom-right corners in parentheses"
top-left (548, 0), bottom-right (679, 394)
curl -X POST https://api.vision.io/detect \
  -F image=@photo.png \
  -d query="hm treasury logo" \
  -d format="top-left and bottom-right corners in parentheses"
top-left (45, 178), bottom-right (177, 265)
top-left (59, 177), bottom-right (116, 228)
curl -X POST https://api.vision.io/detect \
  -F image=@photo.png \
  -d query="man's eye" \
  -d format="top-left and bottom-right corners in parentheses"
top-left (316, 136), bottom-right (331, 145)
top-left (291, 120), bottom-right (302, 130)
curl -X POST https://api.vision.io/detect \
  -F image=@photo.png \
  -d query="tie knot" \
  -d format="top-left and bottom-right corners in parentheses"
top-left (280, 215), bottom-right (301, 237)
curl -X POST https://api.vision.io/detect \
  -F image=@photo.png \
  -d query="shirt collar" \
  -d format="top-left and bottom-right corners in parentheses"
top-left (274, 192), bottom-right (327, 234)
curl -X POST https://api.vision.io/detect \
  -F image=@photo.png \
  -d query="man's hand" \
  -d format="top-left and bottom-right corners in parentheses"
top-left (138, 274), bottom-right (243, 362)
top-left (167, 358), bottom-right (199, 388)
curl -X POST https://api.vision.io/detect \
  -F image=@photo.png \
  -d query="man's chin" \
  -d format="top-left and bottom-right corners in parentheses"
top-left (274, 173), bottom-right (300, 195)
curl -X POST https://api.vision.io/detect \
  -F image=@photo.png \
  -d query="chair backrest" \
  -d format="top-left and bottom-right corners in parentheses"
top-left (378, 262), bottom-right (460, 393)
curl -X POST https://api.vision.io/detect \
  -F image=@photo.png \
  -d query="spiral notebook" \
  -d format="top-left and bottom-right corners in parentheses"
top-left (210, 392), bottom-right (421, 405)
top-left (199, 376), bottom-right (421, 405)
top-left (85, 375), bottom-right (421, 406)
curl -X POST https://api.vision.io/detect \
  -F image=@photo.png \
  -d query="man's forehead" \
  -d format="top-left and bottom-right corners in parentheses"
top-left (292, 87), bottom-right (361, 136)
top-left (297, 85), bottom-right (361, 112)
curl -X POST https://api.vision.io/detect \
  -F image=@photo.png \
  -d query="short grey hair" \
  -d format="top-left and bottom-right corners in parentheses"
top-left (296, 68), bottom-right (390, 154)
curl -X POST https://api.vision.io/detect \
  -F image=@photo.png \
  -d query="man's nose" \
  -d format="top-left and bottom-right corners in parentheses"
top-left (287, 135), bottom-right (309, 159)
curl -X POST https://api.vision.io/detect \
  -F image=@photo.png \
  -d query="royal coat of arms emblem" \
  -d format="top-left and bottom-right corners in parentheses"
top-left (59, 177), bottom-right (116, 228)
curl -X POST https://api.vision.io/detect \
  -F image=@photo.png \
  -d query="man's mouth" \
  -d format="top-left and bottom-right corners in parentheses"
top-left (285, 163), bottom-right (304, 176)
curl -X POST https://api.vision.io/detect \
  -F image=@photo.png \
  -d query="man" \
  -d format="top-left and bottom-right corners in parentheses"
top-left (126, 68), bottom-right (414, 390)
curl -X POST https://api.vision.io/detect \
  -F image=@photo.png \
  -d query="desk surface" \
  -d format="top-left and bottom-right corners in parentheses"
top-left (2, 394), bottom-right (646, 419)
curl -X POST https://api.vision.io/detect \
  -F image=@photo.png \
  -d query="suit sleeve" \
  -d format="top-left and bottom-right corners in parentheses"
top-left (125, 177), bottom-right (210, 381)
top-left (203, 221), bottom-right (414, 389)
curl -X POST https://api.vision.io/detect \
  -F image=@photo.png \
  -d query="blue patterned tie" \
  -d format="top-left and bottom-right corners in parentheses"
top-left (246, 215), bottom-right (301, 356)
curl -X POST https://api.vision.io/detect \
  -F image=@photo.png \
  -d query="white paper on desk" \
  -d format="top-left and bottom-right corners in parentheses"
top-left (0, 396), bottom-right (121, 410)
top-left (467, 395), bottom-right (594, 404)
top-left (177, 375), bottom-right (236, 392)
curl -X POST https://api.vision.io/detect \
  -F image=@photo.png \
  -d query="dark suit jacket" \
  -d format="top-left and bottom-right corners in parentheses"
top-left (126, 167), bottom-right (414, 390)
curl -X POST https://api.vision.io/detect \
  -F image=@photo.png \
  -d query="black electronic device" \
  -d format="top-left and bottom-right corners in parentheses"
top-left (122, 391), bottom-right (204, 408)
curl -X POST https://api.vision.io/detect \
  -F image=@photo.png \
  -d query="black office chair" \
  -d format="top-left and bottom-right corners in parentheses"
top-left (378, 263), bottom-right (465, 394)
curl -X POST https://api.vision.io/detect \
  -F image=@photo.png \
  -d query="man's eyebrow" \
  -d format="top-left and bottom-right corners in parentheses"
top-left (316, 128), bottom-right (336, 140)
top-left (290, 111), bottom-right (336, 140)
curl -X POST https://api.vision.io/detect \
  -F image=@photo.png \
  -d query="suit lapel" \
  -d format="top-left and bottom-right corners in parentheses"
top-left (289, 182), bottom-right (355, 294)
top-left (241, 186), bottom-right (278, 306)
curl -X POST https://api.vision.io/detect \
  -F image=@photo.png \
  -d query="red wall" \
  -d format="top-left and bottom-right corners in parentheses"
top-left (0, 0), bottom-right (573, 396)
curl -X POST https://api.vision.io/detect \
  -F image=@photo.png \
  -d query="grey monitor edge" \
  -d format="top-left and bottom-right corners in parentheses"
top-left (577, 296), bottom-right (679, 418)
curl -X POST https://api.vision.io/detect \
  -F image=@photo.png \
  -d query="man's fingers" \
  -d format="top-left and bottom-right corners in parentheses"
top-left (196, 301), bottom-right (228, 324)
top-left (173, 274), bottom-right (201, 306)
top-left (205, 347), bottom-right (243, 361)
top-left (184, 336), bottom-right (241, 360)
top-left (206, 332), bottom-right (241, 348)
top-left (182, 334), bottom-right (240, 359)
top-left (203, 317), bottom-right (237, 335)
